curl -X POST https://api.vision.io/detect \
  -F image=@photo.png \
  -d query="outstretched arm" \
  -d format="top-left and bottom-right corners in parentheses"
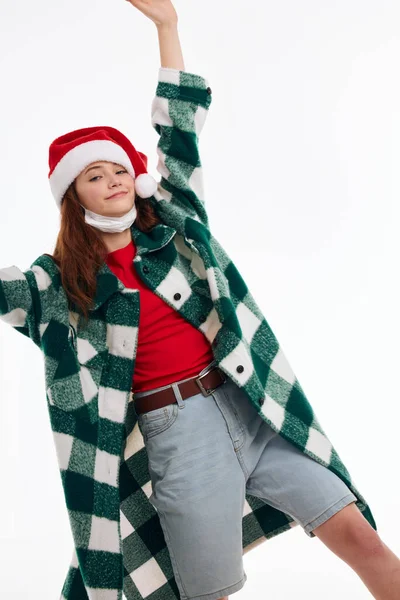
top-left (0, 265), bottom-right (42, 346)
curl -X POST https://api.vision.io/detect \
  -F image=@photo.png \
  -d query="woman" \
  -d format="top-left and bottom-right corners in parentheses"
top-left (1, 1), bottom-right (399, 599)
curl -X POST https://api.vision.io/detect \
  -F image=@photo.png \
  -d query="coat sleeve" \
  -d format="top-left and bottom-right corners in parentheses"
top-left (151, 67), bottom-right (213, 229)
top-left (0, 265), bottom-right (42, 346)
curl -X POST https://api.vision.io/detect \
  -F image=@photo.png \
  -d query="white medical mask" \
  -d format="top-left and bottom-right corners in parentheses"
top-left (81, 203), bottom-right (137, 233)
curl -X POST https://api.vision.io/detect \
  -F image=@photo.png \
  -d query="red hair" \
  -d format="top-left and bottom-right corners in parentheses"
top-left (45, 183), bottom-right (162, 321)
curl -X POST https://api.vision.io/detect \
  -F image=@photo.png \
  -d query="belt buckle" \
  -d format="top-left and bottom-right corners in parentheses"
top-left (195, 364), bottom-right (226, 397)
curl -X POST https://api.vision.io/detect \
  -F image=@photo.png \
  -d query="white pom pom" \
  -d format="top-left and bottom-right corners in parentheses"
top-left (134, 173), bottom-right (158, 198)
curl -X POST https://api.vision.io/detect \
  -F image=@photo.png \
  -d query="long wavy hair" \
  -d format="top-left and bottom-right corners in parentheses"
top-left (45, 182), bottom-right (162, 322)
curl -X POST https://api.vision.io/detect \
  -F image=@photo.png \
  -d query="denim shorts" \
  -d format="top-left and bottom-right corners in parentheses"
top-left (134, 362), bottom-right (357, 600)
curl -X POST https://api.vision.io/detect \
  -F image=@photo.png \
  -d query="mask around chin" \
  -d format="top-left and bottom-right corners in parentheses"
top-left (81, 203), bottom-right (138, 233)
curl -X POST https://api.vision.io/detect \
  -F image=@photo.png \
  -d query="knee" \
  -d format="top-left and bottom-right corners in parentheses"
top-left (314, 502), bottom-right (385, 564)
top-left (341, 505), bottom-right (383, 557)
top-left (347, 525), bottom-right (385, 560)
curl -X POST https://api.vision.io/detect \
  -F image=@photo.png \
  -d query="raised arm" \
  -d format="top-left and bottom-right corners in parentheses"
top-left (126, 1), bottom-right (213, 229)
top-left (151, 64), bottom-right (213, 229)
top-left (156, 22), bottom-right (184, 70)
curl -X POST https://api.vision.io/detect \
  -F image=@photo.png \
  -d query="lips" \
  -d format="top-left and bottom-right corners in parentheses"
top-left (107, 191), bottom-right (128, 199)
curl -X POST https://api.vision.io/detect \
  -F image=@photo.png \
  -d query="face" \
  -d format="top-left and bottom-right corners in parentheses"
top-left (74, 161), bottom-right (136, 217)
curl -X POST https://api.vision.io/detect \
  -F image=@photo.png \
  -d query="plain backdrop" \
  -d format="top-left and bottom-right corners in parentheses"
top-left (0, 1), bottom-right (399, 598)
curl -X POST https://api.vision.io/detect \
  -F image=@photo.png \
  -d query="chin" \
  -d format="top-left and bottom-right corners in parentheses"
top-left (106, 202), bottom-right (134, 216)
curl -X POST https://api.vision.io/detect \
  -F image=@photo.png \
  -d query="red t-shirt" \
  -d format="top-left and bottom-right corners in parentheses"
top-left (105, 239), bottom-right (215, 393)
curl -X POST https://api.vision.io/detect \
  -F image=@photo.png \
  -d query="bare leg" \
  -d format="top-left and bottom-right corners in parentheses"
top-left (313, 502), bottom-right (400, 599)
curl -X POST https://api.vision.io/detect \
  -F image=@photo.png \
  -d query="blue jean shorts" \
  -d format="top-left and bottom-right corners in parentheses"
top-left (135, 362), bottom-right (357, 600)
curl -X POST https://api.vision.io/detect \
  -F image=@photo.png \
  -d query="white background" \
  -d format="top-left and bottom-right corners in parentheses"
top-left (0, 1), bottom-right (399, 598)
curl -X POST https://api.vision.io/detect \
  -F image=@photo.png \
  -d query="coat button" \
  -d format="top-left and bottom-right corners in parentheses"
top-left (259, 398), bottom-right (265, 407)
top-left (200, 314), bottom-right (207, 322)
top-left (206, 87), bottom-right (212, 95)
top-left (236, 365), bottom-right (244, 373)
top-left (143, 265), bottom-right (149, 274)
top-left (174, 293), bottom-right (181, 301)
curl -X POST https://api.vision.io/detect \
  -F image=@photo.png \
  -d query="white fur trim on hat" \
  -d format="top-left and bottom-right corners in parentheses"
top-left (49, 140), bottom-right (136, 209)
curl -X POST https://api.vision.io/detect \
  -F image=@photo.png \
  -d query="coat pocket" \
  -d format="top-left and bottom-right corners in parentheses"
top-left (45, 322), bottom-right (107, 414)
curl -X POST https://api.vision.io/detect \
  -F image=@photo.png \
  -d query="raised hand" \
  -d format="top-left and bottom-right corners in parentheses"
top-left (125, 0), bottom-right (178, 28)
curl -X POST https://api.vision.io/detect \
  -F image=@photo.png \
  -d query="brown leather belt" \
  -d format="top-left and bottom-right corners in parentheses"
top-left (133, 364), bottom-right (227, 416)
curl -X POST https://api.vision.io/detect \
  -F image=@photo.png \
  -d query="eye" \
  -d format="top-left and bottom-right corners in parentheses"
top-left (89, 169), bottom-right (128, 182)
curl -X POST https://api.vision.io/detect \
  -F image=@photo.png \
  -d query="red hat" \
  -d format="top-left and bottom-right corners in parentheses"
top-left (48, 125), bottom-right (158, 209)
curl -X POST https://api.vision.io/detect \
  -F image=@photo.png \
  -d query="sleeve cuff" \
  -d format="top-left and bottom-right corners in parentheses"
top-left (158, 67), bottom-right (212, 99)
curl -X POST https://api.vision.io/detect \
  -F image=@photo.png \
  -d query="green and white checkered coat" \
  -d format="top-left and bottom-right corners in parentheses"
top-left (0, 67), bottom-right (376, 600)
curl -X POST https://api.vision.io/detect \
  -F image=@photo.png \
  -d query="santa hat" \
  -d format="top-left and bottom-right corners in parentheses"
top-left (48, 125), bottom-right (158, 210)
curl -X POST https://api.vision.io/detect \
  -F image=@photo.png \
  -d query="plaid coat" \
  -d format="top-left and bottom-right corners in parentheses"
top-left (0, 67), bottom-right (376, 600)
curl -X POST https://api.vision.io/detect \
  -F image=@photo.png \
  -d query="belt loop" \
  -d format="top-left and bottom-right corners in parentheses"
top-left (171, 382), bottom-right (186, 409)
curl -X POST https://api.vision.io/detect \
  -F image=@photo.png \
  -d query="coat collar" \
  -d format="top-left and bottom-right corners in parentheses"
top-left (90, 221), bottom-right (176, 312)
top-left (34, 221), bottom-right (177, 314)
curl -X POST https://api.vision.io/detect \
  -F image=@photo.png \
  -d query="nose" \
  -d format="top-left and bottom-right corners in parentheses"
top-left (108, 178), bottom-right (122, 189)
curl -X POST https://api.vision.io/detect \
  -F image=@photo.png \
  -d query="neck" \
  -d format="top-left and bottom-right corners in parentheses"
top-left (101, 228), bottom-right (132, 253)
